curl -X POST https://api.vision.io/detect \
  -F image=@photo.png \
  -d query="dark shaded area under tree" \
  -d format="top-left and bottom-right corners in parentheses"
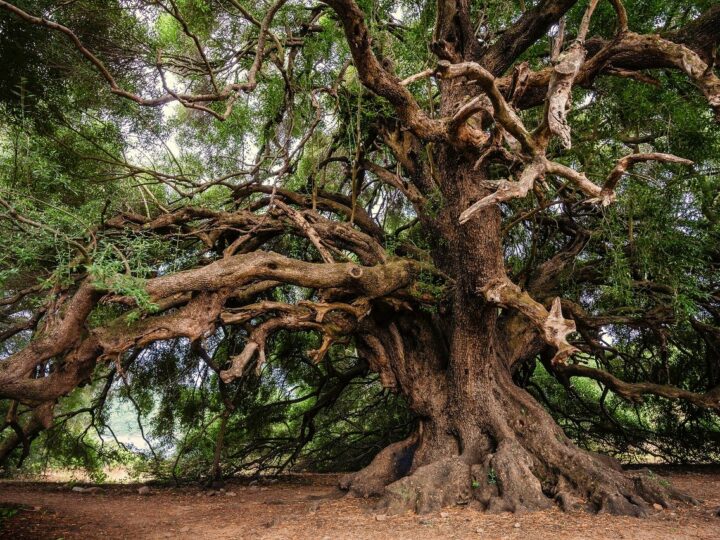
top-left (0, 0), bottom-right (718, 521)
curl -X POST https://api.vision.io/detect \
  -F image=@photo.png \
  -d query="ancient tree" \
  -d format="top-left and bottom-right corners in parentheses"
top-left (1, 0), bottom-right (719, 514)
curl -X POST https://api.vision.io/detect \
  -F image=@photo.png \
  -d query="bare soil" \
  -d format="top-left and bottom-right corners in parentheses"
top-left (1, 467), bottom-right (718, 539)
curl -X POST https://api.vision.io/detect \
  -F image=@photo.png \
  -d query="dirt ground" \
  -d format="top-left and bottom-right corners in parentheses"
top-left (1, 467), bottom-right (719, 539)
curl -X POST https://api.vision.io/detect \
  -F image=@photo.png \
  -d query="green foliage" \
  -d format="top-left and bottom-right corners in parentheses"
top-left (528, 360), bottom-right (720, 463)
top-left (486, 467), bottom-right (497, 485)
top-left (85, 237), bottom-right (181, 313)
top-left (0, 506), bottom-right (19, 525)
top-left (0, 0), bottom-right (718, 483)
top-left (410, 267), bottom-right (446, 314)
top-left (90, 333), bottom-right (414, 481)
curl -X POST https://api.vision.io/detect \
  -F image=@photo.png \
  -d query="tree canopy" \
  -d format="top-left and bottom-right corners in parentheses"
top-left (0, 0), bottom-right (718, 516)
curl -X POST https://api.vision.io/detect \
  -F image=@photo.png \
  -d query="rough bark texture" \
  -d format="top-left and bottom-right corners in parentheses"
top-left (342, 306), bottom-right (697, 515)
top-left (335, 0), bottom-right (711, 515)
top-left (1, 0), bottom-right (718, 515)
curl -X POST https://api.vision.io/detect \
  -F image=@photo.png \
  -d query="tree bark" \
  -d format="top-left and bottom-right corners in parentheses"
top-left (2, 0), bottom-right (714, 515)
top-left (340, 78), bottom-right (693, 516)
top-left (342, 296), bottom-right (694, 515)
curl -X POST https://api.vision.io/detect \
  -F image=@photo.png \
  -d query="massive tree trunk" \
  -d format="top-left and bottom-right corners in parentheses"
top-left (342, 285), bottom-right (693, 515)
top-left (2, 0), bottom-right (718, 517)
top-left (340, 78), bottom-right (692, 516)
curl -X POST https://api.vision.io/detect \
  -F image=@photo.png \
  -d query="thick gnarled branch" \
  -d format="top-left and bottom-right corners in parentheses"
top-left (322, 0), bottom-right (447, 141)
top-left (219, 299), bottom-right (369, 382)
top-left (0, 248), bottom-right (426, 404)
top-left (459, 160), bottom-right (544, 224)
top-left (537, 0), bottom-right (600, 149)
top-left (480, 277), bottom-right (578, 364)
top-left (436, 60), bottom-right (538, 154)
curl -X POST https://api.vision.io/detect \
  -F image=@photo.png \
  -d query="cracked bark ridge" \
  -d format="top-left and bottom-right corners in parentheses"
top-left (1, 0), bottom-right (718, 516)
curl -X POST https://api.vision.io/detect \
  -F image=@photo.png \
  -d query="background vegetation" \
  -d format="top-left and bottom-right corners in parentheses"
top-left (0, 0), bottom-right (718, 482)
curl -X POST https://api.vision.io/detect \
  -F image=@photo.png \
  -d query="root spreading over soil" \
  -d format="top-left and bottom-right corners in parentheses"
top-left (1, 468), bottom-right (718, 539)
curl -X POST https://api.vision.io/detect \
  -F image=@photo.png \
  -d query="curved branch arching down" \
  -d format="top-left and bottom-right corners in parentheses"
top-left (554, 363), bottom-right (720, 412)
top-left (0, 0), bottom-right (296, 120)
top-left (0, 250), bottom-right (426, 405)
top-left (1, 0), bottom-right (719, 518)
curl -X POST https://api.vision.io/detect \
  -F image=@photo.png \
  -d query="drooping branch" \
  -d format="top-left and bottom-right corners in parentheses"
top-left (0, 0), bottom-right (290, 120)
top-left (554, 363), bottom-right (720, 411)
top-left (599, 153), bottom-right (694, 204)
top-left (584, 32), bottom-right (720, 120)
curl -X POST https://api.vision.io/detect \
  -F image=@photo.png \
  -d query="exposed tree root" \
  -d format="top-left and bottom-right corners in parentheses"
top-left (474, 440), bottom-right (552, 513)
top-left (341, 439), bottom-right (697, 516)
top-left (339, 433), bottom-right (418, 498)
top-left (382, 456), bottom-right (472, 514)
